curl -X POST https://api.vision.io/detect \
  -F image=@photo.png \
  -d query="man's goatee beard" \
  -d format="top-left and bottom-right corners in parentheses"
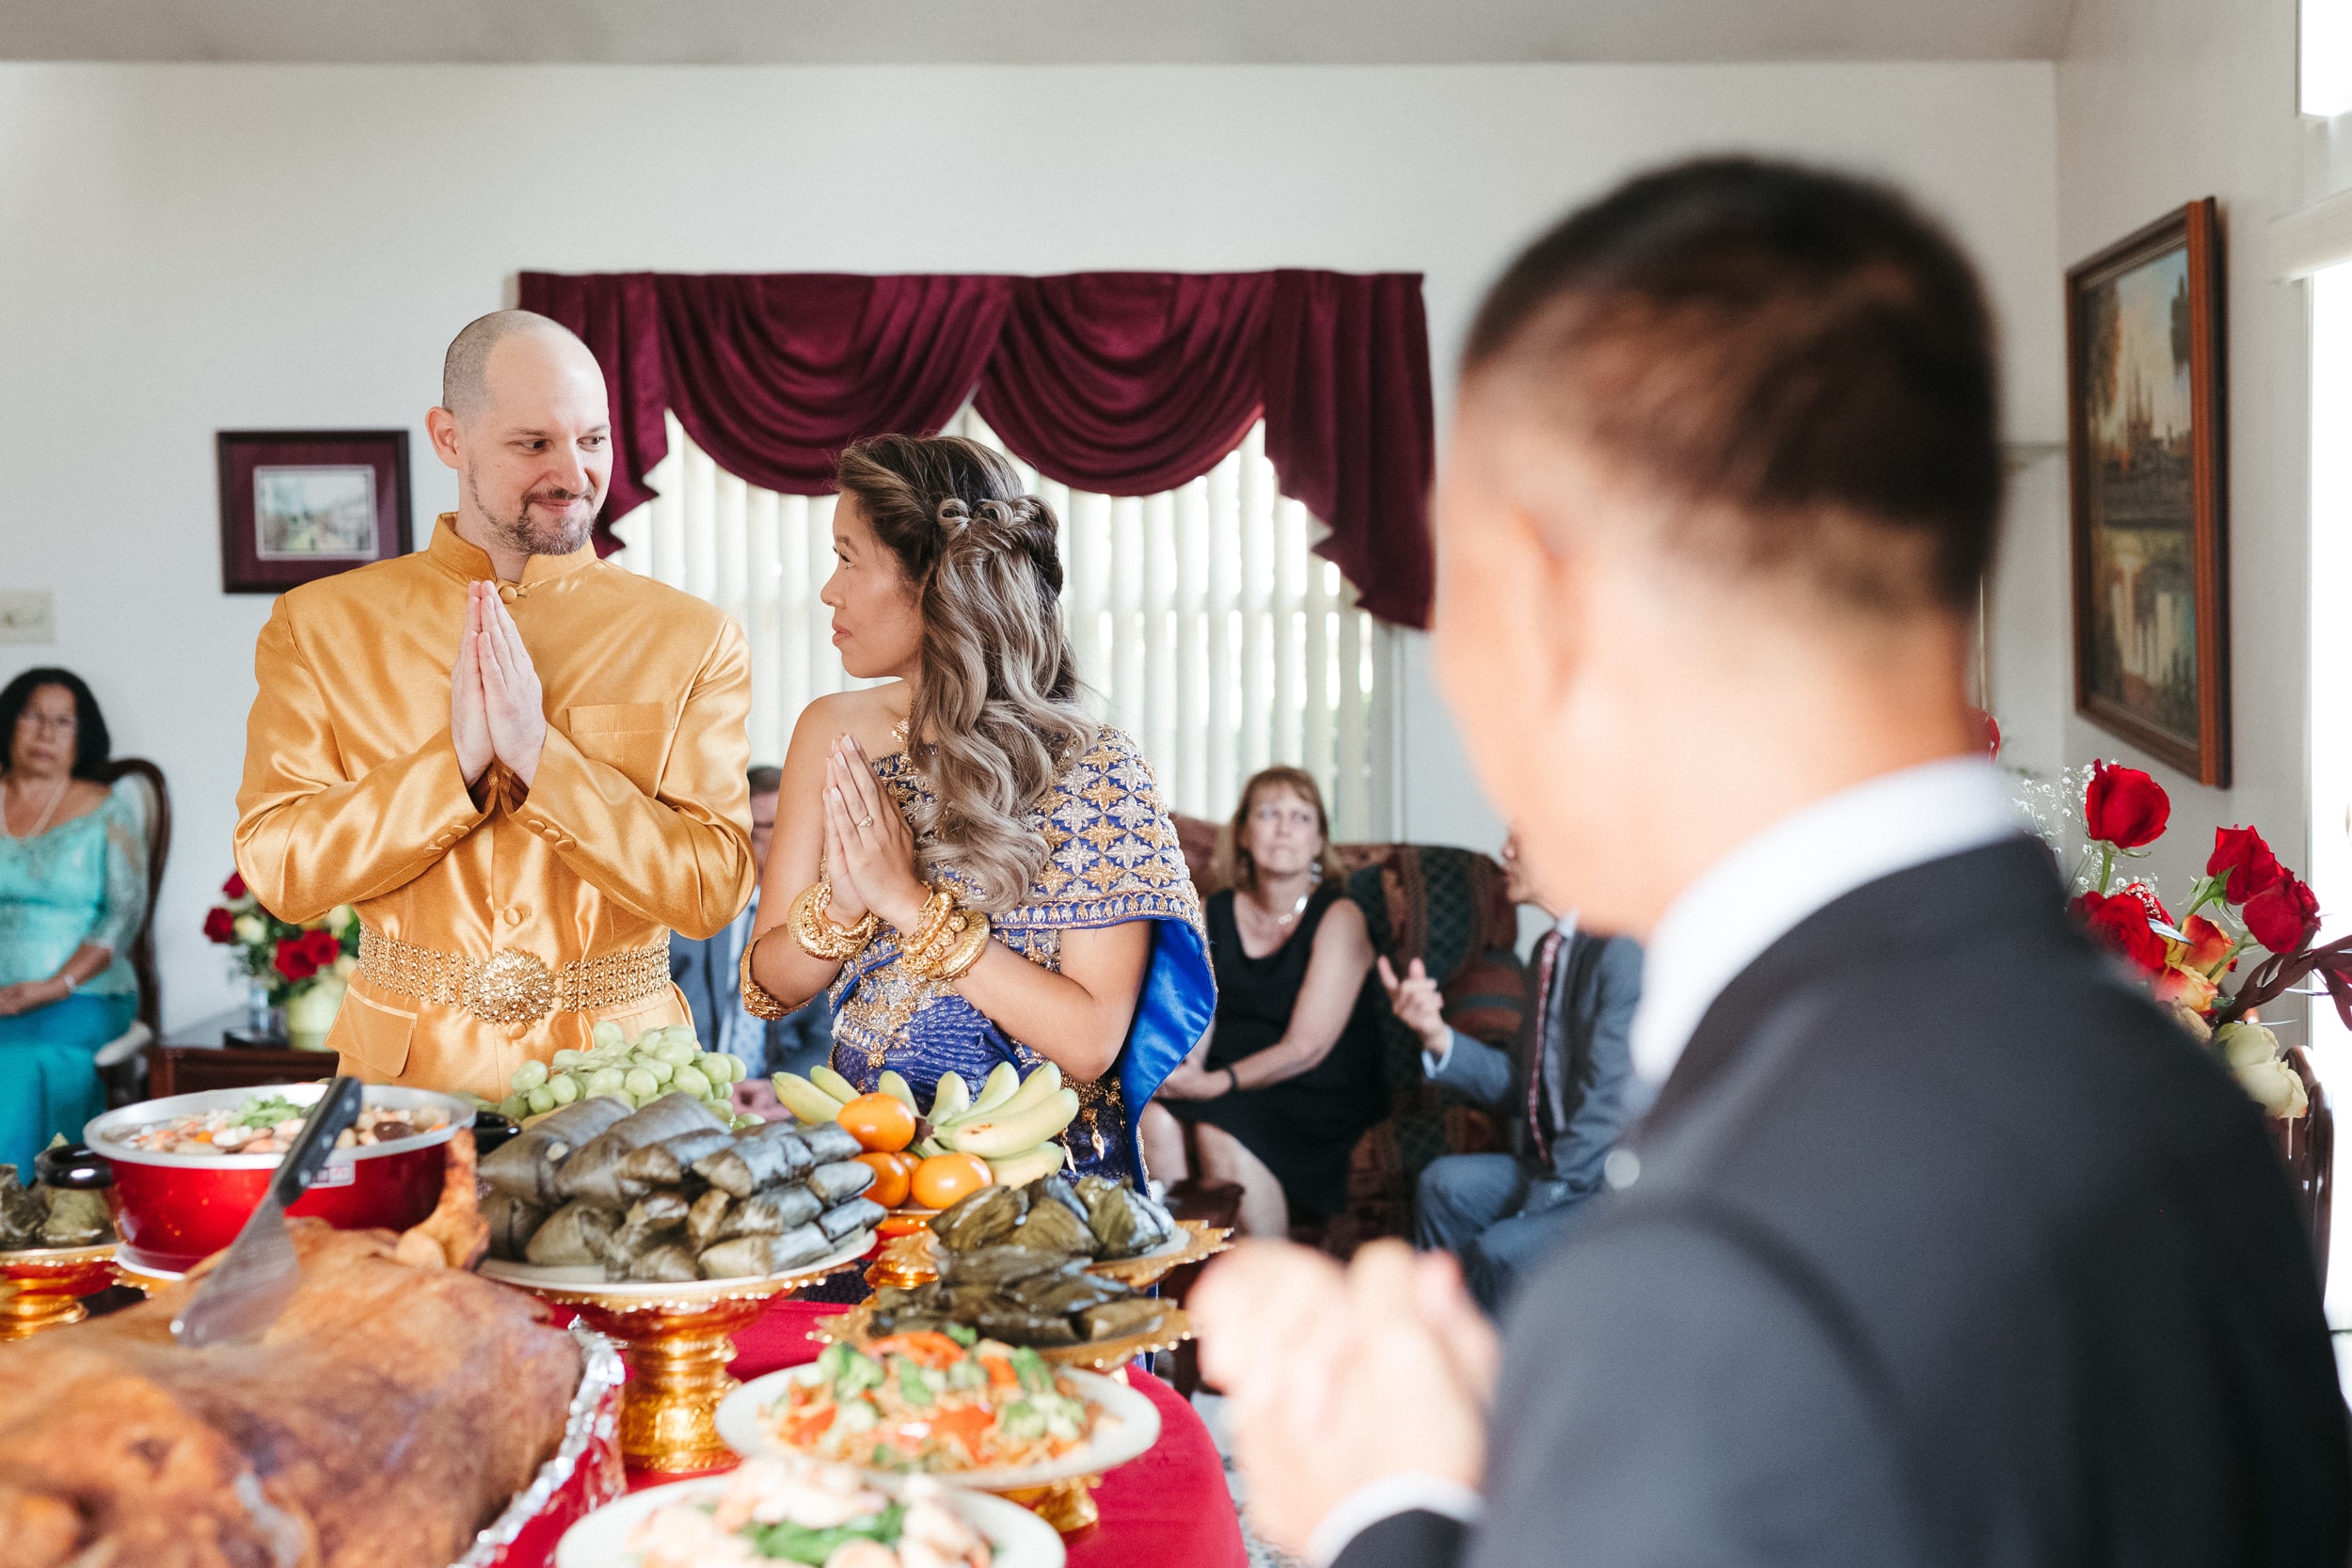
top-left (468, 474), bottom-right (597, 557)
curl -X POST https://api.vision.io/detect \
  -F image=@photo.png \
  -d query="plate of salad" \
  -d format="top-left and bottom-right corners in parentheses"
top-left (554, 1454), bottom-right (1064, 1568)
top-left (714, 1329), bottom-right (1160, 1493)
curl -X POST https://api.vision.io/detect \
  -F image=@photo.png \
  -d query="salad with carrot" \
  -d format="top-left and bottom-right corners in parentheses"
top-left (765, 1329), bottom-right (1096, 1473)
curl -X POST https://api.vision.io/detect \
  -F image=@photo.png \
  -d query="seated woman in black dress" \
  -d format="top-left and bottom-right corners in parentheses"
top-left (1141, 767), bottom-right (1386, 1238)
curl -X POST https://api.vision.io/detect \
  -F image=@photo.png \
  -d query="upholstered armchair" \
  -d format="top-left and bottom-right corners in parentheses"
top-left (1168, 815), bottom-right (1527, 1255)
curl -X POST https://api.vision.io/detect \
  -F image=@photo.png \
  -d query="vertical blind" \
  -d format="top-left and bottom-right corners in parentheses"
top-left (608, 411), bottom-right (1395, 839)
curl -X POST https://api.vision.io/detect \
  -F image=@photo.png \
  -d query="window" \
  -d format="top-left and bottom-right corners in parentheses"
top-left (609, 412), bottom-right (1395, 838)
top-left (2308, 0), bottom-right (2352, 118)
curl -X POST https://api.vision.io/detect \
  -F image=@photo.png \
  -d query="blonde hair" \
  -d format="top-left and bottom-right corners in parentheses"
top-left (1216, 766), bottom-right (1340, 894)
top-left (835, 435), bottom-right (1096, 911)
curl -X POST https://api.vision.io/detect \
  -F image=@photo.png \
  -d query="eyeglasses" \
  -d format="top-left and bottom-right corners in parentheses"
top-left (13, 712), bottom-right (76, 735)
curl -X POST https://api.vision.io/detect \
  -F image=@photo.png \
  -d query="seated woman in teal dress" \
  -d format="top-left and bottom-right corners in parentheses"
top-left (0, 668), bottom-right (149, 1175)
top-left (743, 436), bottom-right (1212, 1183)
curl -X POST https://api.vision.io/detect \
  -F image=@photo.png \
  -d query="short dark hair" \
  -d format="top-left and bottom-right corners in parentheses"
top-left (1, 667), bottom-right (112, 780)
top-left (747, 765), bottom-right (783, 798)
top-left (1463, 156), bottom-right (2000, 613)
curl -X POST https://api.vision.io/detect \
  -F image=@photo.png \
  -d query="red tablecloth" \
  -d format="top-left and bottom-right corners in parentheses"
top-left (624, 1297), bottom-right (1246, 1568)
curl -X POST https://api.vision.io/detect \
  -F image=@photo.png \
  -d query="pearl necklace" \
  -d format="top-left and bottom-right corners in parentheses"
top-left (3, 771), bottom-right (70, 841)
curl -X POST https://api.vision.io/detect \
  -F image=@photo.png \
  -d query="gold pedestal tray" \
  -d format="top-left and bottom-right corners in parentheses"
top-left (869, 1217), bottom-right (1232, 1292)
top-left (1004, 1476), bottom-right (1101, 1533)
top-left (480, 1233), bottom-right (873, 1475)
top-left (0, 1243), bottom-right (119, 1339)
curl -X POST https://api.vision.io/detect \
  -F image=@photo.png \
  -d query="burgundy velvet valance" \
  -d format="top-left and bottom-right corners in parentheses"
top-left (516, 268), bottom-right (1435, 626)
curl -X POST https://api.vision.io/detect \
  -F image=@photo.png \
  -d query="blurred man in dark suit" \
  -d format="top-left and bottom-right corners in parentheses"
top-left (1385, 832), bottom-right (1643, 1312)
top-left (1194, 158), bottom-right (2347, 1568)
top-left (671, 765), bottom-right (830, 1080)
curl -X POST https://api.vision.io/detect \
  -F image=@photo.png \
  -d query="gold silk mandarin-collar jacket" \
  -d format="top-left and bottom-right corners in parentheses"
top-left (234, 515), bottom-right (756, 1101)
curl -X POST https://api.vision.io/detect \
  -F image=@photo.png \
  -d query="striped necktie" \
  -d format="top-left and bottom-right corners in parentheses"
top-left (1525, 927), bottom-right (1564, 1164)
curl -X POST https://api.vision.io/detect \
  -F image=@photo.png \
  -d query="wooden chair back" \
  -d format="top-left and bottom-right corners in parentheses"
top-left (97, 757), bottom-right (171, 1035)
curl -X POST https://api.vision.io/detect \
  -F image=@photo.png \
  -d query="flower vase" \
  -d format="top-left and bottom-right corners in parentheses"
top-left (244, 976), bottom-right (275, 1036)
top-left (285, 977), bottom-right (345, 1053)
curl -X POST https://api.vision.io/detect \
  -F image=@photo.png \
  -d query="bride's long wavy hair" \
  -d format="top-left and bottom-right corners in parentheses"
top-left (835, 434), bottom-right (1096, 911)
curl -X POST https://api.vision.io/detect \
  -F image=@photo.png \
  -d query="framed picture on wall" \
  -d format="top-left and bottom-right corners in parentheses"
top-left (2065, 198), bottom-right (2230, 785)
top-left (217, 430), bottom-right (412, 594)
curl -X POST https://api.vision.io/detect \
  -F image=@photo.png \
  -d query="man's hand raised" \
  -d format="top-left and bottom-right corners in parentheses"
top-left (472, 581), bottom-right (548, 789)
top-left (1378, 955), bottom-right (1454, 1056)
top-left (1194, 1239), bottom-right (1494, 1558)
top-left (451, 606), bottom-right (493, 787)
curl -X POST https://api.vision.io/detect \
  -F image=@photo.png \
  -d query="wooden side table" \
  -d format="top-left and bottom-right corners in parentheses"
top-left (146, 1009), bottom-right (338, 1100)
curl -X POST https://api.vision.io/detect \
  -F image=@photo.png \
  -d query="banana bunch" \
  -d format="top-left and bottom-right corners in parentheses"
top-left (772, 1060), bottom-right (1081, 1185)
top-left (497, 1022), bottom-right (755, 1127)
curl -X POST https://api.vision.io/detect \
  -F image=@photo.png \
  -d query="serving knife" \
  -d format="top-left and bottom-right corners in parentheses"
top-left (172, 1076), bottom-right (365, 1348)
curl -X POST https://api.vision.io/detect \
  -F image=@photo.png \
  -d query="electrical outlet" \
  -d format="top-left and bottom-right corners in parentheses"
top-left (0, 591), bottom-right (56, 644)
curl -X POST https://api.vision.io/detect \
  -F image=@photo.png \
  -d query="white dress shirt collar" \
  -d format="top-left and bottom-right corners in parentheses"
top-left (1628, 757), bottom-right (2018, 1087)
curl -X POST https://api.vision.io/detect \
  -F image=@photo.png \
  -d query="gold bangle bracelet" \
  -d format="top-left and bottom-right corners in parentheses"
top-left (926, 911), bottom-right (993, 982)
top-left (898, 888), bottom-right (958, 969)
top-left (789, 879), bottom-right (879, 961)
top-left (738, 934), bottom-right (792, 1022)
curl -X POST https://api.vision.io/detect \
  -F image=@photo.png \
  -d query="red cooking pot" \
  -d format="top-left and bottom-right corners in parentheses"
top-left (86, 1083), bottom-right (475, 1275)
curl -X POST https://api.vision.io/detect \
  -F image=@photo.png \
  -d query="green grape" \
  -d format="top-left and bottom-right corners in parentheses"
top-left (591, 1021), bottom-right (626, 1051)
top-left (656, 1038), bottom-right (699, 1067)
top-left (525, 1084), bottom-right (557, 1115)
top-left (584, 1067), bottom-right (628, 1098)
top-left (671, 1065), bottom-right (712, 1100)
top-left (643, 1058), bottom-right (675, 1085)
top-left (511, 1058), bottom-right (549, 1091)
top-left (707, 1053), bottom-right (745, 1085)
top-left (498, 1093), bottom-right (530, 1120)
top-left (550, 1048), bottom-right (584, 1070)
top-left (623, 1067), bottom-right (660, 1099)
top-left (548, 1073), bottom-right (581, 1106)
top-left (732, 1113), bottom-right (764, 1132)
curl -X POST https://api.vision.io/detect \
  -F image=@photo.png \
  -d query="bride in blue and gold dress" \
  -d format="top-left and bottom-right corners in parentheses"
top-left (741, 434), bottom-right (1212, 1183)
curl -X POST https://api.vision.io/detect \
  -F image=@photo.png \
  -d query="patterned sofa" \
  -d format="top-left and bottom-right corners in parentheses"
top-left (1169, 815), bottom-right (1528, 1255)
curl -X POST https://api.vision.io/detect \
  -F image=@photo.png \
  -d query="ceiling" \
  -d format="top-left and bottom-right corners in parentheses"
top-left (0, 0), bottom-right (2074, 65)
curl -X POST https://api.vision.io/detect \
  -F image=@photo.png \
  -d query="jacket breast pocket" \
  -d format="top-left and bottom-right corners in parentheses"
top-left (332, 985), bottom-right (416, 1081)
top-left (568, 703), bottom-right (671, 794)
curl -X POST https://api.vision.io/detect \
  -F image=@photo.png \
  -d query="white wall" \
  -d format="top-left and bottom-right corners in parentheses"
top-left (0, 60), bottom-right (2060, 1027)
top-left (2010, 0), bottom-right (2313, 898)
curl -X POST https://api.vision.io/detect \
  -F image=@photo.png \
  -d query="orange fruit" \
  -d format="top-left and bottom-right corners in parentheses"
top-left (853, 1150), bottom-right (915, 1208)
top-left (910, 1152), bottom-right (993, 1211)
top-left (837, 1093), bottom-right (918, 1153)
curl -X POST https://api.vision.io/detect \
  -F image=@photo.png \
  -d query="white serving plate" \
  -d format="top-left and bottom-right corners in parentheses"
top-left (715, 1364), bottom-right (1160, 1493)
top-left (479, 1231), bottom-right (874, 1299)
top-left (553, 1470), bottom-right (1065, 1568)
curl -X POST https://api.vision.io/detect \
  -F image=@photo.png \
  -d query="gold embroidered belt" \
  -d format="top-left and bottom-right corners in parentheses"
top-left (357, 927), bottom-right (671, 1026)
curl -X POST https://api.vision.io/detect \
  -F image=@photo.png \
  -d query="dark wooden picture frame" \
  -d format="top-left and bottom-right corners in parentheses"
top-left (2065, 198), bottom-right (2229, 785)
top-left (217, 430), bottom-right (412, 594)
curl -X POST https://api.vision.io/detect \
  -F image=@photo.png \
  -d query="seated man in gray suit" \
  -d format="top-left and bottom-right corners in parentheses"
top-left (1384, 833), bottom-right (1642, 1312)
top-left (671, 765), bottom-right (830, 1079)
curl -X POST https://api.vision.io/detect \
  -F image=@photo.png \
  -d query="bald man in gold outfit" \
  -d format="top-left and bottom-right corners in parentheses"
top-left (234, 311), bottom-right (755, 1100)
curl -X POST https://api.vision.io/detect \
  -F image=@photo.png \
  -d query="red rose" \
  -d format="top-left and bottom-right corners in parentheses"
top-left (2179, 913), bottom-right (2235, 975)
top-left (274, 935), bottom-right (322, 983)
top-left (1965, 706), bottom-right (2002, 761)
top-left (2243, 876), bottom-right (2322, 956)
top-left (2071, 889), bottom-right (2169, 975)
top-left (2084, 761), bottom-right (2169, 849)
top-left (2206, 826), bottom-right (2286, 905)
top-left (202, 907), bottom-right (237, 944)
top-left (2118, 880), bottom-right (2170, 926)
top-left (298, 929), bottom-right (343, 971)
top-left (222, 870), bottom-right (247, 899)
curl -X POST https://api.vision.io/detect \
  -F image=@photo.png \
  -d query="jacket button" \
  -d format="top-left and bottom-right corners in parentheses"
top-left (498, 584), bottom-right (519, 604)
top-left (505, 907), bottom-right (530, 925)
